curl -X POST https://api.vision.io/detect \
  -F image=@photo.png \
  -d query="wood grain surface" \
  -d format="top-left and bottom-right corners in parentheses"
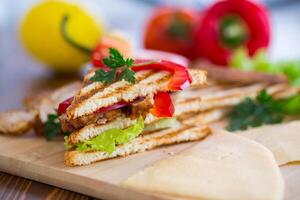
top-left (0, 172), bottom-right (91, 200)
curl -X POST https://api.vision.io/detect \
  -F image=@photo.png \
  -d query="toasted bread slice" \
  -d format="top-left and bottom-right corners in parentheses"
top-left (66, 69), bottom-right (207, 119)
top-left (194, 61), bottom-right (288, 84)
top-left (67, 82), bottom-right (289, 144)
top-left (64, 125), bottom-right (211, 166)
top-left (0, 109), bottom-right (38, 135)
top-left (180, 108), bottom-right (230, 126)
top-left (174, 83), bottom-right (289, 116)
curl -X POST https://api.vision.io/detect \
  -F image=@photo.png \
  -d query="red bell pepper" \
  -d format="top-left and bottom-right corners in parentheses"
top-left (132, 60), bottom-right (192, 91)
top-left (151, 92), bottom-right (174, 117)
top-left (58, 97), bottom-right (74, 115)
top-left (194, 0), bottom-right (270, 65)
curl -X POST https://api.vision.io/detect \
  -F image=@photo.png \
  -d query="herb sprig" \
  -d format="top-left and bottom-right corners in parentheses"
top-left (227, 90), bottom-right (300, 131)
top-left (91, 48), bottom-right (136, 84)
top-left (44, 113), bottom-right (69, 141)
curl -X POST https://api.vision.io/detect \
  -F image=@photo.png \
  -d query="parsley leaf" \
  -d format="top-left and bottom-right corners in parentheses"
top-left (119, 66), bottom-right (135, 83)
top-left (227, 90), bottom-right (300, 131)
top-left (90, 69), bottom-right (117, 84)
top-left (44, 113), bottom-right (62, 141)
top-left (103, 48), bottom-right (126, 69)
top-left (91, 48), bottom-right (136, 84)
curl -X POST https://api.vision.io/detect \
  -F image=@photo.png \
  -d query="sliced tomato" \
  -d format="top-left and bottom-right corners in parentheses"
top-left (144, 7), bottom-right (199, 59)
top-left (151, 92), bottom-right (174, 117)
top-left (132, 60), bottom-right (192, 91)
top-left (58, 97), bottom-right (73, 115)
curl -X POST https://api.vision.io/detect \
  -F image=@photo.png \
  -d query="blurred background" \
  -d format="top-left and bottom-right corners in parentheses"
top-left (1, 0), bottom-right (300, 110)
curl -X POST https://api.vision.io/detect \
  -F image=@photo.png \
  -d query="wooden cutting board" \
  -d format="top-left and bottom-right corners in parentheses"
top-left (0, 133), bottom-right (299, 200)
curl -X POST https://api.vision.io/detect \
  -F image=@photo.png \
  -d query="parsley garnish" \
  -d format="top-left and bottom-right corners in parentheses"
top-left (44, 113), bottom-right (66, 141)
top-left (44, 114), bottom-right (61, 141)
top-left (91, 48), bottom-right (135, 84)
top-left (227, 90), bottom-right (300, 131)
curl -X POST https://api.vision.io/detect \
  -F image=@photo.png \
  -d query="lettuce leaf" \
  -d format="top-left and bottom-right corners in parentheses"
top-left (66, 116), bottom-right (144, 154)
top-left (144, 117), bottom-right (181, 132)
top-left (229, 48), bottom-right (300, 86)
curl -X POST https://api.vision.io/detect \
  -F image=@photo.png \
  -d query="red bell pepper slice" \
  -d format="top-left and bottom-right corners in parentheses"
top-left (151, 92), bottom-right (174, 117)
top-left (58, 97), bottom-right (74, 115)
top-left (132, 60), bottom-right (192, 91)
top-left (194, 0), bottom-right (270, 65)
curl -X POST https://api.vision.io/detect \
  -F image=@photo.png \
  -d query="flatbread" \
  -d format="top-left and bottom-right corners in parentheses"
top-left (123, 131), bottom-right (284, 200)
top-left (239, 120), bottom-right (300, 166)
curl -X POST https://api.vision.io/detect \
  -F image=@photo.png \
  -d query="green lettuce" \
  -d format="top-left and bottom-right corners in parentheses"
top-left (144, 117), bottom-right (181, 132)
top-left (229, 48), bottom-right (300, 86)
top-left (65, 116), bottom-right (144, 154)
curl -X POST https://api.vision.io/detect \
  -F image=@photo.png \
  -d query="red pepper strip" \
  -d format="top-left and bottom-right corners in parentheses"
top-left (195, 0), bottom-right (270, 65)
top-left (132, 60), bottom-right (192, 91)
top-left (151, 92), bottom-right (174, 117)
top-left (58, 97), bottom-right (74, 115)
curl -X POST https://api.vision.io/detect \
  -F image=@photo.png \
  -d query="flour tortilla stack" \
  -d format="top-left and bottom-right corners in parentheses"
top-left (124, 131), bottom-right (284, 200)
top-left (240, 120), bottom-right (300, 165)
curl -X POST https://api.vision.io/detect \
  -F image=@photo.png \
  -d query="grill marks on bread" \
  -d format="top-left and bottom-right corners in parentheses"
top-left (66, 69), bottom-right (207, 120)
top-left (67, 70), bottom-right (171, 119)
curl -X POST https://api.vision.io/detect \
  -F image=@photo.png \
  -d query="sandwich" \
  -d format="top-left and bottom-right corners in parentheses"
top-left (61, 48), bottom-right (209, 166)
top-left (0, 82), bottom-right (81, 136)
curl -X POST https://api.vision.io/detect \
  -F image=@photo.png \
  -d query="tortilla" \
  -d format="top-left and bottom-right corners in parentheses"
top-left (239, 120), bottom-right (300, 166)
top-left (123, 131), bottom-right (284, 200)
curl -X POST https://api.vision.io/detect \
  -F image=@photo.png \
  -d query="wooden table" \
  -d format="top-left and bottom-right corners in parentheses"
top-left (0, 23), bottom-right (92, 199)
top-left (0, 172), bottom-right (92, 200)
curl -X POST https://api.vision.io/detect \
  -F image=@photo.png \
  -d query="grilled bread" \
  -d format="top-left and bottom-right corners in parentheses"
top-left (0, 109), bottom-right (38, 135)
top-left (66, 69), bottom-right (207, 120)
top-left (65, 125), bottom-right (211, 166)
